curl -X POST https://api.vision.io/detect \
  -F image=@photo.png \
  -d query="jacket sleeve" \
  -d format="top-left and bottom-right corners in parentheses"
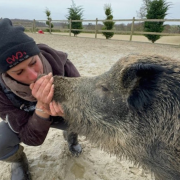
top-left (0, 90), bottom-right (52, 146)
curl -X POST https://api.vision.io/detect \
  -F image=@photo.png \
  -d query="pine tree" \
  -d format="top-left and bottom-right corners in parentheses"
top-left (102, 4), bottom-right (115, 39)
top-left (144, 0), bottom-right (171, 43)
top-left (66, 0), bottom-right (83, 36)
top-left (45, 8), bottom-right (53, 33)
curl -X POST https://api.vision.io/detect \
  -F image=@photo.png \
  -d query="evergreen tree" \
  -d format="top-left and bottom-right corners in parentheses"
top-left (66, 0), bottom-right (83, 36)
top-left (102, 4), bottom-right (115, 39)
top-left (45, 8), bottom-right (53, 32)
top-left (144, 0), bottom-right (171, 43)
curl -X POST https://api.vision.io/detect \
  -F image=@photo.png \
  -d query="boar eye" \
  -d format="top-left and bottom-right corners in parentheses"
top-left (101, 85), bottom-right (109, 92)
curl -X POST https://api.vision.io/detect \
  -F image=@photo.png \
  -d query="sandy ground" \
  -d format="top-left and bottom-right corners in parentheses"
top-left (0, 33), bottom-right (180, 180)
top-left (52, 32), bottom-right (180, 46)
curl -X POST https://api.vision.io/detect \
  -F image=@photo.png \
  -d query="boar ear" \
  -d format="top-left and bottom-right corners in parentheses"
top-left (120, 63), bottom-right (165, 110)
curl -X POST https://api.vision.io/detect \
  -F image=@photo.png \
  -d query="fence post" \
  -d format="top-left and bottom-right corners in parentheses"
top-left (130, 17), bottom-right (135, 41)
top-left (95, 18), bottom-right (98, 39)
top-left (33, 19), bottom-right (35, 33)
top-left (69, 19), bottom-right (72, 36)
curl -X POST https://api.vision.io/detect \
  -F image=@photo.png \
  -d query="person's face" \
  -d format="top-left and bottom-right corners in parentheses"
top-left (6, 55), bottom-right (43, 85)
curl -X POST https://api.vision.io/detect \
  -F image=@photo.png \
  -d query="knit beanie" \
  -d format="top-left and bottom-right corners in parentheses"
top-left (0, 18), bottom-right (40, 73)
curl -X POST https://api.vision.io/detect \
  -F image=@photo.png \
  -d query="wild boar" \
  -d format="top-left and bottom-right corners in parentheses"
top-left (53, 54), bottom-right (180, 180)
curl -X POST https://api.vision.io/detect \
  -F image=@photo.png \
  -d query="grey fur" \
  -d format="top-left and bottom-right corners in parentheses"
top-left (53, 54), bottom-right (180, 180)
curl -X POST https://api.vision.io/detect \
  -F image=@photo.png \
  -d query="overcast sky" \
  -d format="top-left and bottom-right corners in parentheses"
top-left (0, 0), bottom-right (179, 21)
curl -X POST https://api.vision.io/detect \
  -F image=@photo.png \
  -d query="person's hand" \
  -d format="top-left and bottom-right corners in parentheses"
top-left (30, 73), bottom-right (64, 117)
top-left (40, 101), bottom-right (64, 117)
top-left (30, 73), bottom-right (54, 104)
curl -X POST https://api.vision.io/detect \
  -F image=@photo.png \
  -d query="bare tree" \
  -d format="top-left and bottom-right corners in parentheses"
top-left (136, 0), bottom-right (151, 18)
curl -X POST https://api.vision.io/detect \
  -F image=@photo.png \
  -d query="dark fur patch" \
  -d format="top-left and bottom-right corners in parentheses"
top-left (127, 63), bottom-right (165, 110)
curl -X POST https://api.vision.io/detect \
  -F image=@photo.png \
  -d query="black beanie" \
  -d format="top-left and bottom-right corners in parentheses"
top-left (0, 18), bottom-right (40, 73)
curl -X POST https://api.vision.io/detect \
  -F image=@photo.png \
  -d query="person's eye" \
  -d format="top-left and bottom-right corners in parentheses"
top-left (30, 61), bottom-right (36, 66)
top-left (17, 71), bottom-right (23, 75)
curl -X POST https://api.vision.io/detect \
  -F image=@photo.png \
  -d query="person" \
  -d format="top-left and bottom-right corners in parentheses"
top-left (0, 18), bottom-right (82, 180)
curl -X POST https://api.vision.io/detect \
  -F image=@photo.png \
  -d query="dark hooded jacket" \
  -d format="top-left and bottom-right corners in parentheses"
top-left (0, 44), bottom-right (80, 146)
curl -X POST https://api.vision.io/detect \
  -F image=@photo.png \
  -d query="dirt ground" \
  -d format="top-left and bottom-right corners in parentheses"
top-left (0, 33), bottom-right (180, 180)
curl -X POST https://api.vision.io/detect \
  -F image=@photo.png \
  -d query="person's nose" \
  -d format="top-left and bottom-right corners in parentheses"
top-left (27, 68), bottom-right (38, 81)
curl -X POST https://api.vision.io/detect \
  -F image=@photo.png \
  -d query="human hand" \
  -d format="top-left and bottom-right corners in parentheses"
top-left (30, 73), bottom-right (54, 104)
top-left (40, 101), bottom-right (64, 117)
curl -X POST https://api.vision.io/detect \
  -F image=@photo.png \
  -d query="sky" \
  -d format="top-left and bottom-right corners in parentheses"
top-left (0, 0), bottom-right (179, 21)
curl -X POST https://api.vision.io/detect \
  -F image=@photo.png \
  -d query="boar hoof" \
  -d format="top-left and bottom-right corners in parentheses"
top-left (69, 144), bottom-right (82, 156)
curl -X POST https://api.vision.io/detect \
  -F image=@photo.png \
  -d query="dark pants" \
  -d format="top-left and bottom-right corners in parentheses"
top-left (0, 118), bottom-right (68, 160)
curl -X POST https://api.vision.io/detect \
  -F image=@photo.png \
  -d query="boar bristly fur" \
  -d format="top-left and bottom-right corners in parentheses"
top-left (53, 54), bottom-right (180, 180)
